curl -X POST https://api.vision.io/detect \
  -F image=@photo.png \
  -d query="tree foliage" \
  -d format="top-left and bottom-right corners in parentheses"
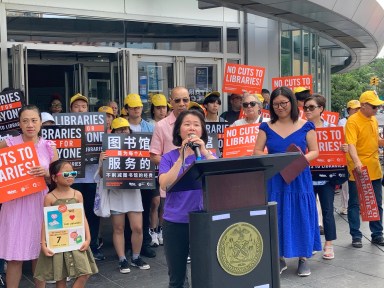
top-left (331, 58), bottom-right (384, 113)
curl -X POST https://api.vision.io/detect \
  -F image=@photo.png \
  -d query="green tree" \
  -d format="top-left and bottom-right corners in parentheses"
top-left (331, 58), bottom-right (384, 113)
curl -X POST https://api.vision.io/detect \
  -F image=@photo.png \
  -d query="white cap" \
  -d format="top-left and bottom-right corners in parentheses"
top-left (41, 112), bottom-right (55, 124)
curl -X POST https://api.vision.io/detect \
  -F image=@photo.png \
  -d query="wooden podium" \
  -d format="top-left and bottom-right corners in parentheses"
top-left (168, 153), bottom-right (299, 288)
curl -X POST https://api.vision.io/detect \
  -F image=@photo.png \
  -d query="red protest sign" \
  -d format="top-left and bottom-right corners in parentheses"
top-left (310, 127), bottom-right (346, 166)
top-left (0, 142), bottom-right (47, 203)
top-left (223, 63), bottom-right (265, 94)
top-left (223, 124), bottom-right (260, 158)
top-left (321, 111), bottom-right (339, 126)
top-left (353, 166), bottom-right (380, 222)
top-left (261, 109), bottom-right (270, 119)
top-left (271, 75), bottom-right (312, 91)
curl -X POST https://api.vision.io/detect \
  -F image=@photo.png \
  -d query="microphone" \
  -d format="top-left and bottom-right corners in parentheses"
top-left (187, 133), bottom-right (202, 160)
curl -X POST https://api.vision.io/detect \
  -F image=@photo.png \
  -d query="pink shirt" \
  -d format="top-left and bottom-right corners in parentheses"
top-left (150, 111), bottom-right (178, 197)
top-left (150, 111), bottom-right (178, 156)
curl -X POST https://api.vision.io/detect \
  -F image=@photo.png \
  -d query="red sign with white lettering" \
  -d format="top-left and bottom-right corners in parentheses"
top-left (353, 166), bottom-right (380, 222)
top-left (271, 75), bottom-right (312, 91)
top-left (223, 63), bottom-right (265, 94)
top-left (310, 127), bottom-right (346, 166)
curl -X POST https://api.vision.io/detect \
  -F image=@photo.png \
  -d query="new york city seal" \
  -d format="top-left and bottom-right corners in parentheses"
top-left (217, 222), bottom-right (263, 276)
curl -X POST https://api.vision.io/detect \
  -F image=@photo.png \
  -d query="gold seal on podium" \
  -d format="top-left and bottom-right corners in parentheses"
top-left (216, 222), bottom-right (263, 276)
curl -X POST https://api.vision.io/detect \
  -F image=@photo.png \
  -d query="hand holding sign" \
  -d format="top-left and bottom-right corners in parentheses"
top-left (28, 166), bottom-right (47, 177)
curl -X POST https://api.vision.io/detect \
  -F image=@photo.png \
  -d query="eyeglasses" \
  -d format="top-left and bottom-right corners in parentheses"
top-left (56, 171), bottom-right (78, 178)
top-left (173, 98), bottom-right (189, 104)
top-left (242, 101), bottom-right (257, 108)
top-left (303, 105), bottom-right (321, 112)
top-left (272, 101), bottom-right (290, 109)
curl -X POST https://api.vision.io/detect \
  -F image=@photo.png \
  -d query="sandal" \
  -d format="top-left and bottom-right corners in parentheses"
top-left (322, 245), bottom-right (334, 260)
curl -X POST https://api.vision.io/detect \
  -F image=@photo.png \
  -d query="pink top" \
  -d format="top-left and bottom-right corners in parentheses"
top-left (150, 111), bottom-right (178, 156)
top-left (150, 112), bottom-right (178, 197)
top-left (0, 135), bottom-right (55, 261)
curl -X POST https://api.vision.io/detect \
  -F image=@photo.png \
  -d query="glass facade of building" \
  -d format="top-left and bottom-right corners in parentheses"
top-left (280, 24), bottom-right (328, 95)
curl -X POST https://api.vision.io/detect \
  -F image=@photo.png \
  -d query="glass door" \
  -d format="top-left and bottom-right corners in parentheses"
top-left (184, 57), bottom-right (222, 105)
top-left (130, 55), bottom-right (176, 119)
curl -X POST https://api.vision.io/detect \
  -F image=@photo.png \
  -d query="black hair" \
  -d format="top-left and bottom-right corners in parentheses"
top-left (269, 87), bottom-right (299, 124)
top-left (18, 104), bottom-right (41, 120)
top-left (172, 110), bottom-right (208, 147)
top-left (49, 159), bottom-right (72, 191)
top-left (1, 87), bottom-right (14, 93)
top-left (304, 94), bottom-right (326, 115)
top-left (203, 94), bottom-right (221, 105)
top-left (295, 90), bottom-right (311, 102)
top-left (111, 127), bottom-right (133, 134)
top-left (261, 88), bottom-right (270, 94)
top-left (150, 103), bottom-right (170, 119)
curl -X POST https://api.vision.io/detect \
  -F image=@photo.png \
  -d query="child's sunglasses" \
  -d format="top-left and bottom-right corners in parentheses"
top-left (56, 171), bottom-right (78, 178)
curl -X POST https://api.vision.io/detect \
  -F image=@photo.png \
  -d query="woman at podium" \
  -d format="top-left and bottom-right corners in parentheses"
top-left (253, 87), bottom-right (321, 277)
top-left (159, 110), bottom-right (217, 288)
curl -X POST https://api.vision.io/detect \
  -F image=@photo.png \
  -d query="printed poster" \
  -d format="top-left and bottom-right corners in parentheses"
top-left (223, 124), bottom-right (260, 158)
top-left (223, 63), bottom-right (265, 94)
top-left (206, 122), bottom-right (230, 157)
top-left (310, 127), bottom-right (347, 181)
top-left (41, 126), bottom-right (86, 178)
top-left (353, 166), bottom-right (380, 222)
top-left (147, 65), bottom-right (163, 92)
top-left (54, 112), bottom-right (106, 164)
top-left (102, 133), bottom-right (155, 189)
top-left (195, 67), bottom-right (209, 90)
top-left (271, 75), bottom-right (312, 92)
top-left (0, 89), bottom-right (24, 132)
top-left (0, 142), bottom-right (47, 203)
top-left (44, 203), bottom-right (86, 253)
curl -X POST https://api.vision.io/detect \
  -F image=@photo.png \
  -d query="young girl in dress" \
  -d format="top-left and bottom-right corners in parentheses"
top-left (34, 160), bottom-right (98, 287)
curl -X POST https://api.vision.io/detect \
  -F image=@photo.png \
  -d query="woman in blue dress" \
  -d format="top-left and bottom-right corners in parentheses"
top-left (253, 86), bottom-right (321, 277)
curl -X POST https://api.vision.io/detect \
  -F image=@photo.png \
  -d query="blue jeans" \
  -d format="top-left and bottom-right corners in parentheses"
top-left (314, 182), bottom-right (336, 241)
top-left (348, 179), bottom-right (383, 240)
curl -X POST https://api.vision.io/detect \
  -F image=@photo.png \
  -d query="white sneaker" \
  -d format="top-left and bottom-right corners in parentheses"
top-left (158, 227), bottom-right (164, 245)
top-left (149, 229), bottom-right (159, 247)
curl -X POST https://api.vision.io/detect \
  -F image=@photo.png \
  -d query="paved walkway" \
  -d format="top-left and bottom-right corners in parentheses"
top-left (18, 193), bottom-right (384, 287)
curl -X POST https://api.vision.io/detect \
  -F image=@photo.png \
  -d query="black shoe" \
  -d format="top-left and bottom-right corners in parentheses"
top-left (352, 238), bottom-right (363, 248)
top-left (92, 249), bottom-right (106, 261)
top-left (0, 273), bottom-right (5, 287)
top-left (131, 257), bottom-right (150, 270)
top-left (372, 236), bottom-right (384, 246)
top-left (119, 259), bottom-right (131, 274)
top-left (319, 225), bottom-right (324, 235)
top-left (140, 246), bottom-right (156, 258)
